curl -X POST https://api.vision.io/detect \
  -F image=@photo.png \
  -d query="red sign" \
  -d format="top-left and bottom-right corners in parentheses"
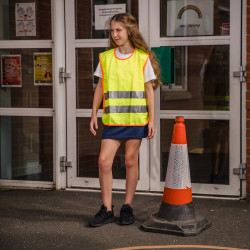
top-left (1, 55), bottom-right (22, 87)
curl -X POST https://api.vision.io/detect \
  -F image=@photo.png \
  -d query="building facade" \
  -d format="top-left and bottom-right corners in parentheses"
top-left (0, 0), bottom-right (249, 200)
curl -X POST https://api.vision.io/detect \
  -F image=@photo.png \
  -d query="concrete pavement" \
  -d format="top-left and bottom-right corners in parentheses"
top-left (0, 189), bottom-right (249, 250)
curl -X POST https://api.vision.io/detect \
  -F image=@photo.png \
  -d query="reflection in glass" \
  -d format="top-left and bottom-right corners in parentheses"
top-left (153, 47), bottom-right (186, 88)
top-left (76, 0), bottom-right (139, 39)
top-left (0, 49), bottom-right (53, 108)
top-left (161, 119), bottom-right (229, 184)
top-left (0, 0), bottom-right (52, 40)
top-left (160, 45), bottom-right (229, 111)
top-left (76, 48), bottom-right (106, 109)
top-left (0, 116), bottom-right (53, 181)
top-left (77, 118), bottom-right (126, 179)
top-left (160, 0), bottom-right (230, 37)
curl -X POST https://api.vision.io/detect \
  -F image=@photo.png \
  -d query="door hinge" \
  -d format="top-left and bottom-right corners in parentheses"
top-left (233, 163), bottom-right (246, 180)
top-left (60, 156), bottom-right (72, 172)
top-left (233, 65), bottom-right (246, 82)
top-left (59, 67), bottom-right (71, 83)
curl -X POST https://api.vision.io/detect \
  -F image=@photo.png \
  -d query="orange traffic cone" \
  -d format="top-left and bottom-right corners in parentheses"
top-left (141, 117), bottom-right (211, 236)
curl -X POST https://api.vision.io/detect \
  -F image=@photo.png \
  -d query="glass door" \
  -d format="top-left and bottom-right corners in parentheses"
top-left (149, 0), bottom-right (242, 196)
top-left (0, 0), bottom-right (54, 188)
top-left (65, 0), bottom-right (149, 190)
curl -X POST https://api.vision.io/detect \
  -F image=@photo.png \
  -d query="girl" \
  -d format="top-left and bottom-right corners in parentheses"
top-left (89, 13), bottom-right (161, 227)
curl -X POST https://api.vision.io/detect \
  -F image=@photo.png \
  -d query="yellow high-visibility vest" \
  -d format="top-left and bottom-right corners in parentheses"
top-left (100, 48), bottom-right (149, 126)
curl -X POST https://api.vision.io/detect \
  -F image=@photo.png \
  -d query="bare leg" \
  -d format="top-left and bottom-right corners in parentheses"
top-left (99, 139), bottom-right (121, 211)
top-left (124, 139), bottom-right (142, 206)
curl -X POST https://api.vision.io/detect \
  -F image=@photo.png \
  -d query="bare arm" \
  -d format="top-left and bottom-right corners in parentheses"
top-left (145, 81), bottom-right (155, 139)
top-left (90, 78), bottom-right (103, 135)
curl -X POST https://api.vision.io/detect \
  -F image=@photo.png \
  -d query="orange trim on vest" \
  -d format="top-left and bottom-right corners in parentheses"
top-left (162, 186), bottom-right (192, 205)
top-left (143, 55), bottom-right (149, 74)
top-left (114, 48), bottom-right (136, 60)
top-left (99, 53), bottom-right (105, 114)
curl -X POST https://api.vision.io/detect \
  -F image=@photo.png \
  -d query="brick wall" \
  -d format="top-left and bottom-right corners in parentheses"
top-left (247, 0), bottom-right (250, 200)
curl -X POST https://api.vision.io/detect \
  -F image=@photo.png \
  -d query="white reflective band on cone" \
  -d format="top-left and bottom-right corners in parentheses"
top-left (165, 143), bottom-right (191, 189)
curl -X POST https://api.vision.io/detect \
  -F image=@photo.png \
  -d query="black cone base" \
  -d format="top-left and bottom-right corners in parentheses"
top-left (141, 202), bottom-right (211, 236)
top-left (140, 214), bottom-right (211, 236)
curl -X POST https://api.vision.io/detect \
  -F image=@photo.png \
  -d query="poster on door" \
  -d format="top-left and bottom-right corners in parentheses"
top-left (15, 3), bottom-right (36, 36)
top-left (1, 55), bottom-right (22, 87)
top-left (34, 53), bottom-right (52, 86)
top-left (95, 4), bottom-right (126, 30)
top-left (167, 0), bottom-right (214, 36)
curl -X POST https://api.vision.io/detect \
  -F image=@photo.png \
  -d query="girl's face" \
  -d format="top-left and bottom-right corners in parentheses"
top-left (110, 21), bottom-right (129, 47)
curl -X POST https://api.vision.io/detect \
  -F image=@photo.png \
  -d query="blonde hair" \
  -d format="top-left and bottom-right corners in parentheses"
top-left (107, 13), bottom-right (162, 89)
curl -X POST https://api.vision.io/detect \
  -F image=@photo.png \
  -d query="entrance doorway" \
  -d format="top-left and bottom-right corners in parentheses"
top-left (64, 0), bottom-right (244, 196)
top-left (1, 0), bottom-right (243, 196)
top-left (148, 0), bottom-right (244, 196)
top-left (65, 0), bottom-right (149, 190)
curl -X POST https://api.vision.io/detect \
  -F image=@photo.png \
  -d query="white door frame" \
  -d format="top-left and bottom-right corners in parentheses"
top-left (0, 0), bottom-right (62, 190)
top-left (147, 0), bottom-right (245, 196)
top-left (65, 0), bottom-right (150, 190)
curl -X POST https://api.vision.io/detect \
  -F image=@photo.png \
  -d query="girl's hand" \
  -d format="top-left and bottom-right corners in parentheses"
top-left (90, 115), bottom-right (98, 136)
top-left (145, 81), bottom-right (155, 140)
top-left (147, 121), bottom-right (155, 139)
top-left (90, 78), bottom-right (102, 136)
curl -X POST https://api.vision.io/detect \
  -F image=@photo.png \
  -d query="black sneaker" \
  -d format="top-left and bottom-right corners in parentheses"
top-left (119, 204), bottom-right (135, 225)
top-left (89, 204), bottom-right (116, 227)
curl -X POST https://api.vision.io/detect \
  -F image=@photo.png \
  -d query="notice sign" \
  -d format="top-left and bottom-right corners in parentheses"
top-left (167, 0), bottom-right (214, 36)
top-left (15, 3), bottom-right (36, 36)
top-left (1, 55), bottom-right (22, 87)
top-left (95, 4), bottom-right (126, 30)
top-left (34, 53), bottom-right (52, 86)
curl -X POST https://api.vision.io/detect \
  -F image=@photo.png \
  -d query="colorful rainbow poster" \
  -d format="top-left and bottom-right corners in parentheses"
top-left (167, 0), bottom-right (214, 37)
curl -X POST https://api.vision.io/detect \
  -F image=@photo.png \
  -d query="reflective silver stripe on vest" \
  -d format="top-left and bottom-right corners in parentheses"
top-left (104, 91), bottom-right (145, 100)
top-left (105, 106), bottom-right (148, 113)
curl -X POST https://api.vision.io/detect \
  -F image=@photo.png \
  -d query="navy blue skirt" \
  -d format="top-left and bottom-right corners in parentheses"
top-left (102, 125), bottom-right (148, 139)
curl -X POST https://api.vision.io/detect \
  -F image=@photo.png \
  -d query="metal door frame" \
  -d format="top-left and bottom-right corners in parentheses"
top-left (147, 0), bottom-right (246, 196)
top-left (65, 0), bottom-right (150, 190)
top-left (0, 0), bottom-right (61, 190)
